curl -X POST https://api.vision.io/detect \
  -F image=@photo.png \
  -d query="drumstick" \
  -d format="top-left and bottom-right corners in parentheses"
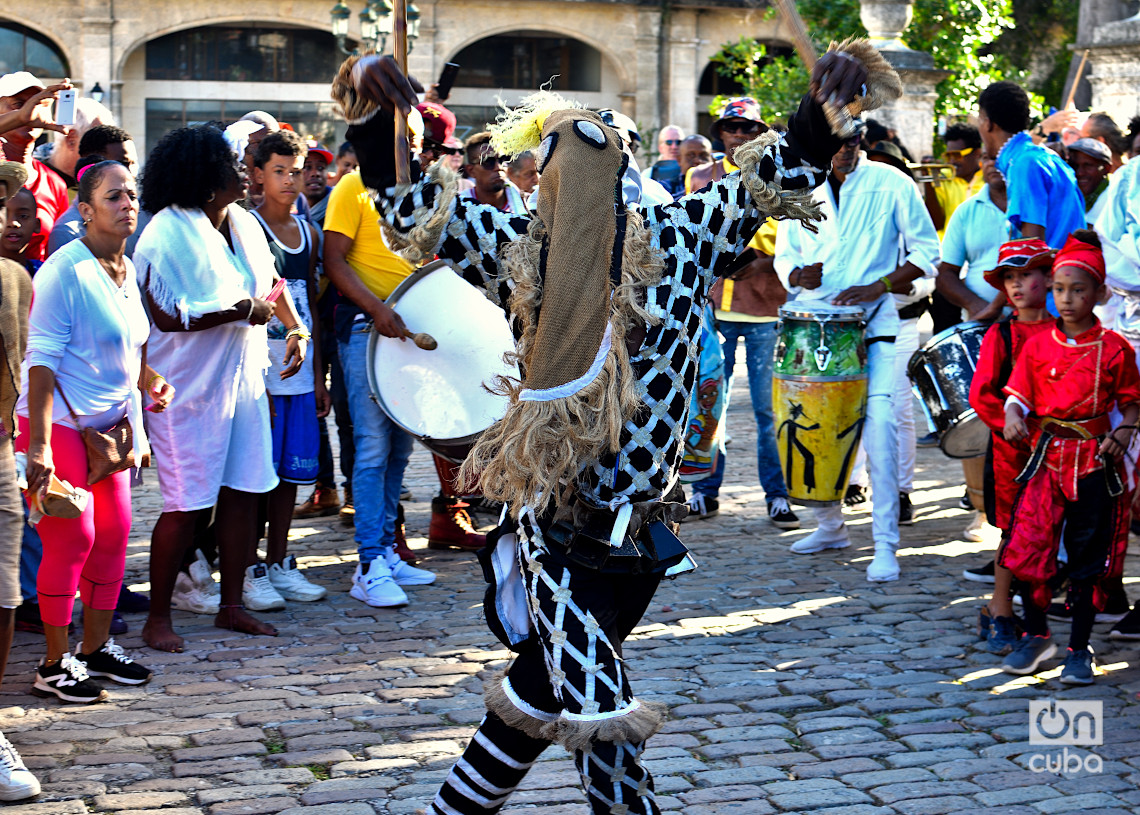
top-left (771, 0), bottom-right (857, 139)
top-left (402, 328), bottom-right (438, 350)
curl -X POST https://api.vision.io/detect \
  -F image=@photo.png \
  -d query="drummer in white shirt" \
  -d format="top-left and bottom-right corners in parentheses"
top-left (775, 129), bottom-right (940, 582)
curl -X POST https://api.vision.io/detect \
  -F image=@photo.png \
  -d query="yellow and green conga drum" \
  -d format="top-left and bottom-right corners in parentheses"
top-left (773, 302), bottom-right (867, 506)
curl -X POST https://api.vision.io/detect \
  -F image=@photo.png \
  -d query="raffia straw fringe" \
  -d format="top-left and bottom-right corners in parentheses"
top-left (733, 132), bottom-right (824, 233)
top-left (483, 671), bottom-right (550, 741)
top-left (376, 161), bottom-right (460, 264)
top-left (488, 90), bottom-right (584, 160)
top-left (540, 701), bottom-right (666, 752)
top-left (828, 38), bottom-right (903, 116)
top-left (460, 214), bottom-right (665, 518)
top-left (329, 52), bottom-right (382, 126)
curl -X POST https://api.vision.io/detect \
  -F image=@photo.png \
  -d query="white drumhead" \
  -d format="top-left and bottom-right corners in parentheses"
top-left (779, 300), bottom-right (865, 321)
top-left (367, 262), bottom-right (518, 443)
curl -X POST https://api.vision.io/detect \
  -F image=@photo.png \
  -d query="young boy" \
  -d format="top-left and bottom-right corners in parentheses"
top-left (251, 130), bottom-right (331, 604)
top-left (0, 187), bottom-right (41, 275)
top-left (1000, 230), bottom-right (1140, 684)
top-left (967, 239), bottom-right (1054, 655)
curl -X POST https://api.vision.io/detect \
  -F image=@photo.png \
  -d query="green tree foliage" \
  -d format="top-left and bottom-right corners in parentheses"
top-left (709, 0), bottom-right (1074, 126)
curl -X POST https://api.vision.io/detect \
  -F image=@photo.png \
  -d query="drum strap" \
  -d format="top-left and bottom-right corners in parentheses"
top-left (866, 336), bottom-right (896, 346)
top-left (864, 302), bottom-right (893, 345)
top-left (996, 316), bottom-right (1015, 389)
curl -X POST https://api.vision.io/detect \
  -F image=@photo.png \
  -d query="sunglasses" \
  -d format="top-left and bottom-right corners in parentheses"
top-left (474, 154), bottom-right (510, 169)
top-left (422, 140), bottom-right (459, 156)
top-left (662, 139), bottom-right (682, 146)
top-left (943, 147), bottom-right (976, 161)
top-left (719, 121), bottom-right (761, 135)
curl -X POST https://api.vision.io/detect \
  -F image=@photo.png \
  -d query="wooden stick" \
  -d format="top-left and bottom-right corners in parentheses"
top-left (394, 0), bottom-right (411, 185)
top-left (1063, 49), bottom-right (1090, 111)
top-left (401, 328), bottom-right (438, 350)
top-left (771, 0), bottom-right (855, 138)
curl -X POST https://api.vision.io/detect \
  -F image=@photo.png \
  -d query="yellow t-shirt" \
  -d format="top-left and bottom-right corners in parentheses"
top-left (935, 171), bottom-right (983, 240)
top-left (323, 171), bottom-right (413, 299)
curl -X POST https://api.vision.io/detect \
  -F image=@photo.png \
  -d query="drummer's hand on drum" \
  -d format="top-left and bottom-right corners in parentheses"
top-left (791, 263), bottom-right (823, 290)
top-left (833, 280), bottom-right (886, 306)
top-left (370, 302), bottom-right (409, 340)
top-left (970, 293), bottom-right (1006, 323)
top-left (1003, 404), bottom-right (1029, 443)
top-left (352, 55), bottom-right (424, 116)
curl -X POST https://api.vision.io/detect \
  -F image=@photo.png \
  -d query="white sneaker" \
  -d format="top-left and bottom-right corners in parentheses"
top-left (790, 528), bottom-right (851, 554)
top-left (190, 549), bottom-right (220, 598)
top-left (243, 563), bottom-right (286, 611)
top-left (268, 555), bottom-right (327, 601)
top-left (170, 572), bottom-right (220, 615)
top-left (962, 512), bottom-right (990, 543)
top-left (385, 549), bottom-right (436, 586)
top-left (0, 731), bottom-right (39, 801)
top-left (866, 548), bottom-right (900, 582)
top-left (350, 555), bottom-right (408, 607)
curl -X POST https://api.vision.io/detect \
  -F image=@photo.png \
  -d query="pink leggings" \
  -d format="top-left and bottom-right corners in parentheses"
top-left (17, 417), bottom-right (132, 627)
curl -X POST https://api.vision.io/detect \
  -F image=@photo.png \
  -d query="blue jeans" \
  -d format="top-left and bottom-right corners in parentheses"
top-left (339, 327), bottom-right (414, 563)
top-left (694, 320), bottom-right (787, 500)
top-left (19, 505), bottom-right (41, 602)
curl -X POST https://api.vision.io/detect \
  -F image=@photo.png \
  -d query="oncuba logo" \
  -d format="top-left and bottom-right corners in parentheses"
top-left (1028, 700), bottom-right (1103, 774)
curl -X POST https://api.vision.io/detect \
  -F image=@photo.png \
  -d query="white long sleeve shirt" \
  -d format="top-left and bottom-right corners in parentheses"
top-left (1096, 158), bottom-right (1140, 293)
top-left (774, 157), bottom-right (941, 307)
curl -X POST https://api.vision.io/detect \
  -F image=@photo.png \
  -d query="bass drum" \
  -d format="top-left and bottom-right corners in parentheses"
top-left (907, 321), bottom-right (989, 459)
top-left (366, 259), bottom-right (519, 463)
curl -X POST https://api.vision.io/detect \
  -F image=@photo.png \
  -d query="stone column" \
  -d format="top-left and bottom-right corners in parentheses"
top-left (1087, 14), bottom-right (1140, 126)
top-left (858, 0), bottom-right (946, 161)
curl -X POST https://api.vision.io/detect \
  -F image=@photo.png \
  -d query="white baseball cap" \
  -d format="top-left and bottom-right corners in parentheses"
top-left (0, 71), bottom-right (44, 100)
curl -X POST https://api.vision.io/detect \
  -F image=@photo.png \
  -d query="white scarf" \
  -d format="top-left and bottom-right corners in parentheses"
top-left (134, 204), bottom-right (275, 327)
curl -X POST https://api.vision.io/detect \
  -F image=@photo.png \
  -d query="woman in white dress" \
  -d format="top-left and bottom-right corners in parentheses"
top-left (134, 126), bottom-right (306, 653)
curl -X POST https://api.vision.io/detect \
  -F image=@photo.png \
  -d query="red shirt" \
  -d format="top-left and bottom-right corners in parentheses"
top-left (970, 316), bottom-right (1053, 433)
top-left (1005, 321), bottom-right (1140, 498)
top-left (24, 159), bottom-right (69, 262)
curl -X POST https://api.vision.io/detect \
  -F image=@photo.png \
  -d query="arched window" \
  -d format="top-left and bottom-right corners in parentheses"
top-left (0, 21), bottom-right (69, 77)
top-left (452, 32), bottom-right (601, 92)
top-left (698, 43), bottom-right (795, 96)
top-left (146, 25), bottom-right (342, 84)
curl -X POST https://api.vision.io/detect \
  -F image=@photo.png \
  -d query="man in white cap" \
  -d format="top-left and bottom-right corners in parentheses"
top-left (0, 72), bottom-right (69, 261)
top-left (1067, 137), bottom-right (1113, 226)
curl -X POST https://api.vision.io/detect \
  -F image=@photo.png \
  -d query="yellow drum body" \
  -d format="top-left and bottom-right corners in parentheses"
top-left (773, 302), bottom-right (868, 507)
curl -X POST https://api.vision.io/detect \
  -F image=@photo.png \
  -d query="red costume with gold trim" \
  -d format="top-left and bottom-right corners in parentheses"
top-left (999, 321), bottom-right (1140, 606)
top-left (969, 316), bottom-right (1053, 530)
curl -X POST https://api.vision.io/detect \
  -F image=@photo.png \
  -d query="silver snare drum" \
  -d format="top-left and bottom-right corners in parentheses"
top-left (907, 321), bottom-right (989, 459)
top-left (365, 259), bottom-right (519, 463)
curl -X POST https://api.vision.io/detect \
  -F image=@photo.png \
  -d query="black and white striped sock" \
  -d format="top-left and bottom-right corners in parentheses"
top-left (576, 739), bottom-right (659, 815)
top-left (429, 712), bottom-right (550, 815)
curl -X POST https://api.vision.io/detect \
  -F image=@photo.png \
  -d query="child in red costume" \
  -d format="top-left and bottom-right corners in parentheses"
top-left (968, 239), bottom-right (1054, 655)
top-left (1000, 230), bottom-right (1140, 684)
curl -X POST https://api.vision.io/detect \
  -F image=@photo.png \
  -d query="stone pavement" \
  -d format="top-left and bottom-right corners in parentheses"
top-left (3, 374), bottom-right (1140, 815)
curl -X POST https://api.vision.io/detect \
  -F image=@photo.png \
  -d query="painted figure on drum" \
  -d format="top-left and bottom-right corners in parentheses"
top-left (334, 42), bottom-right (900, 815)
top-left (777, 402), bottom-right (820, 490)
top-left (775, 123), bottom-right (940, 582)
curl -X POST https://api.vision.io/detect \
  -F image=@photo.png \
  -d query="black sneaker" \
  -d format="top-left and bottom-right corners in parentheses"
top-left (1046, 601), bottom-right (1072, 622)
top-left (898, 492), bottom-right (914, 525)
top-left (962, 559), bottom-right (996, 583)
top-left (13, 601), bottom-right (43, 635)
top-left (957, 489), bottom-right (972, 511)
top-left (1097, 588), bottom-right (1131, 624)
top-left (843, 485), bottom-right (867, 508)
top-left (116, 585), bottom-right (151, 613)
top-left (1109, 605), bottom-right (1140, 640)
top-left (684, 493), bottom-right (719, 522)
top-left (74, 638), bottom-right (152, 685)
top-left (33, 654), bottom-right (108, 703)
top-left (767, 497), bottom-right (800, 529)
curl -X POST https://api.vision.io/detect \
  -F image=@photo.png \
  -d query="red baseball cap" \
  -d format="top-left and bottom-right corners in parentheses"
top-left (416, 102), bottom-right (457, 145)
top-left (305, 140), bottom-right (334, 165)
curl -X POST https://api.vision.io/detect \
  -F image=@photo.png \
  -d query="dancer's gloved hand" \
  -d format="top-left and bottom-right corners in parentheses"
top-left (344, 55), bottom-right (425, 190)
top-left (351, 54), bottom-right (423, 115)
top-left (810, 51), bottom-right (868, 109)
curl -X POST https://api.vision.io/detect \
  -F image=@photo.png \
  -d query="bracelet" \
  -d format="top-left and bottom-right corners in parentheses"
top-left (879, 275), bottom-right (893, 293)
top-left (246, 299), bottom-right (255, 322)
top-left (145, 374), bottom-right (165, 395)
top-left (285, 326), bottom-right (311, 342)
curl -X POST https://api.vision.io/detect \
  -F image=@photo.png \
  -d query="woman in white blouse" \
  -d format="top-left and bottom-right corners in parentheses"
top-left (20, 160), bottom-right (174, 704)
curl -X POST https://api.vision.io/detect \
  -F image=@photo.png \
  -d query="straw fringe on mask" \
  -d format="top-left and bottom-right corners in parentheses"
top-left (732, 131), bottom-right (825, 233)
top-left (460, 212), bottom-right (665, 518)
top-left (488, 90), bottom-right (583, 159)
top-left (330, 52), bottom-right (381, 125)
top-left (827, 38), bottom-right (903, 117)
top-left (376, 160), bottom-right (460, 264)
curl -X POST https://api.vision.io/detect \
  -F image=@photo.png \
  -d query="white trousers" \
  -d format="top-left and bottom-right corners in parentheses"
top-left (814, 337), bottom-right (900, 548)
top-left (848, 317), bottom-right (918, 493)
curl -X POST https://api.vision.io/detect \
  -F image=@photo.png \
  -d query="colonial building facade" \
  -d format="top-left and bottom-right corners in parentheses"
top-left (1, 0), bottom-right (792, 160)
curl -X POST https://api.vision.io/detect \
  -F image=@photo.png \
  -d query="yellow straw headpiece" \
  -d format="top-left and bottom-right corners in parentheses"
top-left (488, 90), bottom-right (583, 159)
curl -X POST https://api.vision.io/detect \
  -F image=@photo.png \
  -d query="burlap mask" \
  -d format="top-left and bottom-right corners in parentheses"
top-left (523, 109), bottom-right (625, 396)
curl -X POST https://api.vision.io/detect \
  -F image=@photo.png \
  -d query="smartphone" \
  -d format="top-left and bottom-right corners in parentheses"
top-left (55, 89), bottom-right (76, 126)
top-left (436, 63), bottom-right (460, 101)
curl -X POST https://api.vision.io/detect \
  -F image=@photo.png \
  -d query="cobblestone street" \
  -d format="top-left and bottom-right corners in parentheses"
top-left (3, 371), bottom-right (1140, 815)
